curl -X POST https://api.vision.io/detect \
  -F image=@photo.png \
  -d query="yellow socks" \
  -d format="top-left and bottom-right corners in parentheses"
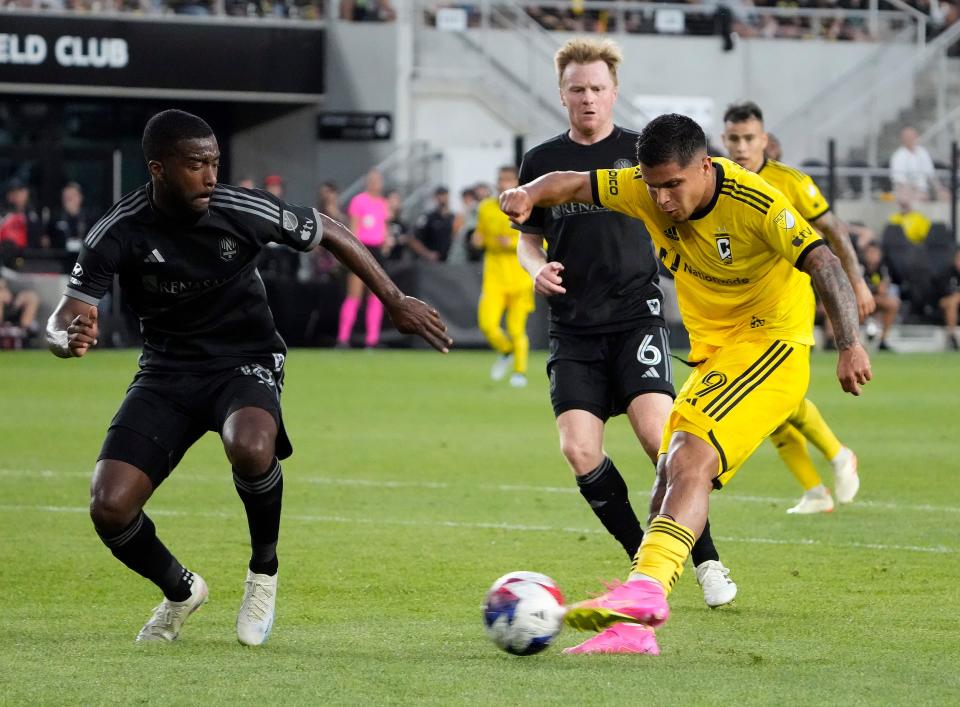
top-left (630, 516), bottom-right (695, 594)
top-left (790, 398), bottom-right (842, 460)
top-left (771, 422), bottom-right (823, 491)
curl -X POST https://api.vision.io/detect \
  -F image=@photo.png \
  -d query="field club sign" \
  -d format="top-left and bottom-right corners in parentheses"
top-left (0, 14), bottom-right (324, 99)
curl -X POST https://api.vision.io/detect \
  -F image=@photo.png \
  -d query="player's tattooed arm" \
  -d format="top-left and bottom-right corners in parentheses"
top-left (803, 246), bottom-right (872, 395)
top-left (804, 246), bottom-right (859, 348)
top-left (813, 211), bottom-right (875, 321)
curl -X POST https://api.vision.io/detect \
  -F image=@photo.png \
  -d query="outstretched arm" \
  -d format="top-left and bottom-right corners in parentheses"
top-left (47, 296), bottom-right (98, 358)
top-left (319, 213), bottom-right (452, 353)
top-left (500, 171), bottom-right (593, 225)
top-left (802, 246), bottom-right (872, 395)
top-left (813, 211), bottom-right (875, 321)
top-left (517, 232), bottom-right (565, 297)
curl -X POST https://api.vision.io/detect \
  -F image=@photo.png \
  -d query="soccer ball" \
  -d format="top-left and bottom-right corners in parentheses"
top-left (482, 571), bottom-right (566, 656)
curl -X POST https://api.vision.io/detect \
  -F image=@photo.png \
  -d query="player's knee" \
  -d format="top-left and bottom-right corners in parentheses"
top-left (89, 485), bottom-right (140, 534)
top-left (225, 427), bottom-right (276, 477)
top-left (561, 438), bottom-right (603, 475)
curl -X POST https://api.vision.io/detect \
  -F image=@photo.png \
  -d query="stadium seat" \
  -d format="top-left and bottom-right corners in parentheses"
top-left (925, 222), bottom-right (956, 278)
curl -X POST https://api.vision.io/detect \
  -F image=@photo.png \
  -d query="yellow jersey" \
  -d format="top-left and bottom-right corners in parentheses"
top-left (756, 158), bottom-right (830, 222)
top-left (475, 196), bottom-right (533, 292)
top-left (591, 157), bottom-right (825, 355)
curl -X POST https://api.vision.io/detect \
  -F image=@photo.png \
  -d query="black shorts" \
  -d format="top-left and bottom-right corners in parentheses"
top-left (546, 325), bottom-right (676, 421)
top-left (99, 358), bottom-right (292, 487)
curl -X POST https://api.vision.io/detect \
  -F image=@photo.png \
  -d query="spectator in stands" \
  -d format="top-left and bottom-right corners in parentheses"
top-left (861, 241), bottom-right (900, 351)
top-left (309, 181), bottom-right (343, 279)
top-left (936, 248), bottom-right (960, 350)
top-left (237, 177), bottom-right (256, 189)
top-left (1, 178), bottom-right (44, 264)
top-left (264, 174), bottom-right (285, 198)
top-left (338, 168), bottom-right (390, 348)
top-left (765, 132), bottom-right (783, 161)
top-left (340, 0), bottom-right (395, 21)
top-left (384, 189), bottom-right (411, 261)
top-left (0, 277), bottom-right (40, 348)
top-left (455, 186), bottom-right (481, 264)
top-left (889, 126), bottom-right (948, 205)
top-left (889, 201), bottom-right (932, 244)
top-left (409, 186), bottom-right (457, 263)
top-left (47, 182), bottom-right (90, 252)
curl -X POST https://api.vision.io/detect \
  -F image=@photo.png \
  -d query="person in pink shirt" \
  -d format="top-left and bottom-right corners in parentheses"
top-left (338, 169), bottom-right (391, 347)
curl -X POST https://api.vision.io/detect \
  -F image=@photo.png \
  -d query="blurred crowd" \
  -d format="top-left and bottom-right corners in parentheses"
top-left (2, 0), bottom-right (397, 20)
top-left (428, 0), bottom-right (960, 42)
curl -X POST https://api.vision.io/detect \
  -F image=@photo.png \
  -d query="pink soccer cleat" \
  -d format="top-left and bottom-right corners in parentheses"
top-left (562, 623), bottom-right (660, 655)
top-left (564, 578), bottom-right (669, 632)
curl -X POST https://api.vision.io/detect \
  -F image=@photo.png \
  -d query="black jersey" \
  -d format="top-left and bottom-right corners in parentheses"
top-left (65, 182), bottom-right (323, 371)
top-left (517, 126), bottom-right (664, 335)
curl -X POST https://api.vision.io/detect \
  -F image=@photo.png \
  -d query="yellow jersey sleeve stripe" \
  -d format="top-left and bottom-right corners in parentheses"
top-left (723, 180), bottom-right (774, 205)
top-left (795, 239), bottom-right (826, 269)
top-left (720, 187), bottom-right (770, 215)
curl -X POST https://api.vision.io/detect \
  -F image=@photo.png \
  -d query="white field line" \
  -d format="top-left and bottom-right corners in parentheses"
top-left (3, 467), bottom-right (960, 516)
top-left (0, 503), bottom-right (954, 555)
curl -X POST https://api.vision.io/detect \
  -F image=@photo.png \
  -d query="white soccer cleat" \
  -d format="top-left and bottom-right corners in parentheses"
top-left (490, 353), bottom-right (513, 381)
top-left (787, 487), bottom-right (835, 514)
top-left (832, 447), bottom-right (860, 504)
top-left (695, 560), bottom-right (738, 608)
top-left (237, 569), bottom-right (277, 646)
top-left (509, 373), bottom-right (528, 388)
top-left (135, 573), bottom-right (208, 642)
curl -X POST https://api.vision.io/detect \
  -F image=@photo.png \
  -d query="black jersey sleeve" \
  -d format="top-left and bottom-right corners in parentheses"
top-left (212, 185), bottom-right (323, 252)
top-left (515, 151), bottom-right (546, 235)
top-left (63, 232), bottom-right (122, 306)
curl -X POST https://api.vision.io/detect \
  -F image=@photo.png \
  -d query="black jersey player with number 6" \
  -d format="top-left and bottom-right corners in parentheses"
top-left (46, 109), bottom-right (452, 646)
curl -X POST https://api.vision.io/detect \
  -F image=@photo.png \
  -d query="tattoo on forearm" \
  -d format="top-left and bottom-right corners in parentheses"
top-left (822, 221), bottom-right (862, 286)
top-left (808, 250), bottom-right (860, 349)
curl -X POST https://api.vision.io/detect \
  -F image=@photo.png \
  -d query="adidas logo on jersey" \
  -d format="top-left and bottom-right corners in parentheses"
top-left (642, 367), bottom-right (660, 378)
top-left (143, 249), bottom-right (165, 263)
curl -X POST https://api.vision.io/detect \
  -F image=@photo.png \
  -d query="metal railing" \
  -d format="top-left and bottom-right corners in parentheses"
top-left (339, 140), bottom-right (445, 220)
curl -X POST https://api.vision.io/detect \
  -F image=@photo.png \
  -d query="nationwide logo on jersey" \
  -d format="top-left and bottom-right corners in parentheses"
top-left (220, 236), bottom-right (238, 262)
top-left (663, 226), bottom-right (680, 241)
top-left (614, 158), bottom-right (634, 170)
top-left (774, 208), bottom-right (797, 231)
top-left (69, 262), bottom-right (83, 287)
top-left (282, 210), bottom-right (299, 232)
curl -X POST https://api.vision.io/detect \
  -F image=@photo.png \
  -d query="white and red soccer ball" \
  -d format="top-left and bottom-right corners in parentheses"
top-left (482, 571), bottom-right (566, 655)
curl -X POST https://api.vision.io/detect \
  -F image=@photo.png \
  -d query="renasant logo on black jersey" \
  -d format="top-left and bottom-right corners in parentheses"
top-left (517, 126), bottom-right (664, 335)
top-left (63, 182), bottom-right (324, 370)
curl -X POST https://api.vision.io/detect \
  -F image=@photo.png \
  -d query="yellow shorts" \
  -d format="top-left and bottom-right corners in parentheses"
top-left (659, 339), bottom-right (811, 488)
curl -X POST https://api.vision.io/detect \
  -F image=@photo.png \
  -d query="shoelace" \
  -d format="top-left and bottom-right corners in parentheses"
top-left (241, 580), bottom-right (274, 622)
top-left (141, 601), bottom-right (191, 638)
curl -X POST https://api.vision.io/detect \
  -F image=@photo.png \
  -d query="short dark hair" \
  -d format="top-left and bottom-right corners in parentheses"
top-left (723, 101), bottom-right (764, 125)
top-left (635, 114), bottom-right (708, 168)
top-left (142, 109), bottom-right (214, 162)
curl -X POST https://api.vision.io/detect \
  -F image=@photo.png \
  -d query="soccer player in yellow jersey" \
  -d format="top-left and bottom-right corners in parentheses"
top-left (722, 101), bottom-right (871, 514)
top-left (500, 113), bottom-right (871, 654)
top-left (473, 165), bottom-right (535, 387)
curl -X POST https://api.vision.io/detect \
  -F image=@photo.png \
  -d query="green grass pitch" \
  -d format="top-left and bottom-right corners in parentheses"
top-left (1, 348), bottom-right (958, 705)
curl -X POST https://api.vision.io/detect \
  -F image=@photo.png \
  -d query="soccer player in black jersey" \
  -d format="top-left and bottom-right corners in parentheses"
top-left (46, 110), bottom-right (452, 645)
top-left (513, 40), bottom-right (736, 653)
